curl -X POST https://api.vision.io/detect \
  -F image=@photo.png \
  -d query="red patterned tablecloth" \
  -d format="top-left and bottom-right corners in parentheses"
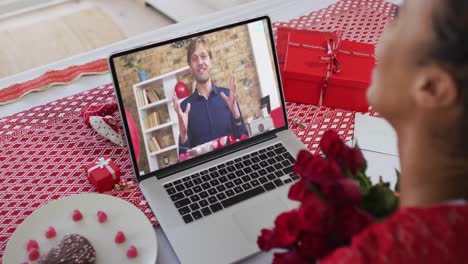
top-left (0, 0), bottom-right (396, 258)
top-left (0, 84), bottom-right (157, 256)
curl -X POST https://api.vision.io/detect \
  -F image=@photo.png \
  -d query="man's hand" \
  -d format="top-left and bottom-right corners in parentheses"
top-left (221, 75), bottom-right (241, 120)
top-left (172, 93), bottom-right (191, 143)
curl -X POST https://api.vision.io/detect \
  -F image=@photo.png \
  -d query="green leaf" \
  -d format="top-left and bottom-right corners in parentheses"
top-left (343, 167), bottom-right (353, 179)
top-left (378, 176), bottom-right (390, 188)
top-left (356, 171), bottom-right (372, 191)
top-left (361, 156), bottom-right (368, 173)
top-left (355, 143), bottom-right (368, 173)
top-left (364, 173), bottom-right (372, 187)
top-left (124, 62), bottom-right (134, 68)
top-left (395, 169), bottom-right (401, 192)
top-left (361, 185), bottom-right (399, 220)
top-left (308, 182), bottom-right (326, 201)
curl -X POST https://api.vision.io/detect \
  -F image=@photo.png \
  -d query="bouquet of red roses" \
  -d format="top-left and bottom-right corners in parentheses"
top-left (257, 129), bottom-right (398, 263)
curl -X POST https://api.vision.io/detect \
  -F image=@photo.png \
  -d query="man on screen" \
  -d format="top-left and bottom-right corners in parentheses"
top-left (173, 37), bottom-right (248, 155)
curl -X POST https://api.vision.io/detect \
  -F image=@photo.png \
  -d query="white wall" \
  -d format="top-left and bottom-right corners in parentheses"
top-left (387, 0), bottom-right (402, 5)
top-left (248, 21), bottom-right (281, 111)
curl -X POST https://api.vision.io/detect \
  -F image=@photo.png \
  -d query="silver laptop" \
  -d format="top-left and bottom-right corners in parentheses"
top-left (109, 16), bottom-right (306, 264)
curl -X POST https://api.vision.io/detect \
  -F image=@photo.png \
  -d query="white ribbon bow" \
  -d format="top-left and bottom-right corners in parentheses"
top-left (87, 157), bottom-right (117, 180)
top-left (95, 157), bottom-right (110, 168)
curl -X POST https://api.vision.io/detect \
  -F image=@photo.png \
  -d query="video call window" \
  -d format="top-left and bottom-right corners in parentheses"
top-left (112, 19), bottom-right (285, 176)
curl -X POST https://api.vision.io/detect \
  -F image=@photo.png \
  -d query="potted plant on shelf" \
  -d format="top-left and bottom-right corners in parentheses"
top-left (124, 55), bottom-right (147, 82)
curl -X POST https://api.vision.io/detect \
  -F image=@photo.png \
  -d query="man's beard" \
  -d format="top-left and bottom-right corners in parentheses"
top-left (194, 74), bottom-right (210, 84)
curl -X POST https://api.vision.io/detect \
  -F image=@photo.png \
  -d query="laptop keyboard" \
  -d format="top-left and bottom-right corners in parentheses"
top-left (163, 143), bottom-right (299, 224)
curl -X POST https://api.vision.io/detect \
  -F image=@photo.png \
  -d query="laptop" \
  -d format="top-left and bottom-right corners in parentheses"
top-left (109, 16), bottom-right (307, 264)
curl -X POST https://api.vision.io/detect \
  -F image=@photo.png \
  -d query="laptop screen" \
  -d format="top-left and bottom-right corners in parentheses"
top-left (110, 17), bottom-right (287, 178)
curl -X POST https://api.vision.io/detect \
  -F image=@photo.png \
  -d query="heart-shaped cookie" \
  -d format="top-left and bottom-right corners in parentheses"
top-left (39, 234), bottom-right (96, 264)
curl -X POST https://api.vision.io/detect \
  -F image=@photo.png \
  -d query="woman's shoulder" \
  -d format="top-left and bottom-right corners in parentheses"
top-left (321, 204), bottom-right (468, 264)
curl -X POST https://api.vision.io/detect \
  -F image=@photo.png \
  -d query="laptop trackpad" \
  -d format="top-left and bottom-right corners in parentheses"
top-left (232, 196), bottom-right (288, 242)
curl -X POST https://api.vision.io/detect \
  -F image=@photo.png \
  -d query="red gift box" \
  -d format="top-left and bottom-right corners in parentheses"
top-left (278, 27), bottom-right (375, 112)
top-left (83, 157), bottom-right (121, 192)
top-left (277, 27), bottom-right (320, 86)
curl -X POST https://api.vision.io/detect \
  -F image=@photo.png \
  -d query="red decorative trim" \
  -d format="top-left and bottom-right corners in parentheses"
top-left (0, 59), bottom-right (109, 105)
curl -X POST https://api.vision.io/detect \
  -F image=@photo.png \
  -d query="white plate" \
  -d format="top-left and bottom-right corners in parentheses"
top-left (4, 193), bottom-right (157, 264)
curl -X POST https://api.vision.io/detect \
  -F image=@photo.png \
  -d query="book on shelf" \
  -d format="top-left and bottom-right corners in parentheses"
top-left (136, 88), bottom-right (155, 107)
top-left (147, 138), bottom-right (156, 152)
top-left (146, 115), bottom-right (153, 128)
top-left (144, 115), bottom-right (150, 130)
top-left (138, 86), bottom-right (165, 106)
top-left (155, 89), bottom-right (163, 100)
top-left (138, 89), bottom-right (146, 107)
top-left (146, 89), bottom-right (155, 103)
top-left (152, 136), bottom-right (162, 150)
top-left (147, 136), bottom-right (162, 153)
top-left (153, 111), bottom-right (160, 126)
top-left (142, 89), bottom-right (149, 105)
top-left (144, 114), bottom-right (150, 129)
top-left (146, 89), bottom-right (160, 104)
top-left (144, 111), bottom-right (161, 130)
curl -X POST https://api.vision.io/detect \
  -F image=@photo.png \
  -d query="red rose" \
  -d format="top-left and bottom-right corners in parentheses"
top-left (293, 150), bottom-right (315, 176)
top-left (319, 130), bottom-right (346, 161)
top-left (301, 155), bottom-right (326, 177)
top-left (320, 130), bottom-right (367, 176)
top-left (257, 228), bottom-right (277, 251)
top-left (274, 210), bottom-right (302, 247)
top-left (343, 147), bottom-right (365, 174)
top-left (227, 134), bottom-right (235, 144)
top-left (322, 179), bottom-right (362, 207)
top-left (273, 251), bottom-right (309, 264)
top-left (239, 134), bottom-right (249, 141)
top-left (298, 195), bottom-right (335, 234)
top-left (296, 233), bottom-right (333, 260)
top-left (336, 207), bottom-right (374, 240)
top-left (288, 179), bottom-right (311, 202)
top-left (302, 158), bottom-right (344, 186)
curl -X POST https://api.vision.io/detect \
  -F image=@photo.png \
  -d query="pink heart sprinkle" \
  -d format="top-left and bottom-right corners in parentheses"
top-left (115, 231), bottom-right (126, 244)
top-left (97, 211), bottom-right (108, 223)
top-left (126, 245), bottom-right (138, 259)
top-left (26, 239), bottom-right (39, 251)
top-left (72, 209), bottom-right (83, 221)
top-left (45, 226), bottom-right (56, 239)
top-left (28, 249), bottom-right (40, 261)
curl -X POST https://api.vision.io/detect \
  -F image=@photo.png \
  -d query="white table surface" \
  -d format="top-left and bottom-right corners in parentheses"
top-left (0, 0), bottom-right (401, 263)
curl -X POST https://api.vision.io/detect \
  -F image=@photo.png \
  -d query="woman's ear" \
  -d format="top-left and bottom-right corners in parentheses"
top-left (410, 66), bottom-right (459, 110)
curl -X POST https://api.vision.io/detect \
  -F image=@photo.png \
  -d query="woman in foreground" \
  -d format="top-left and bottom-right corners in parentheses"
top-left (322, 0), bottom-right (468, 262)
